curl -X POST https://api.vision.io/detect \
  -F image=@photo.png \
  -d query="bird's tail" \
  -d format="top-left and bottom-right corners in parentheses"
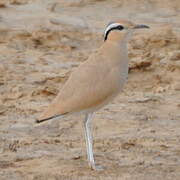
top-left (36, 102), bottom-right (68, 123)
top-left (36, 114), bottom-right (66, 123)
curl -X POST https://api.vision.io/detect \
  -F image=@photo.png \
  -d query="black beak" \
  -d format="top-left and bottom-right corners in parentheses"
top-left (134, 24), bottom-right (150, 29)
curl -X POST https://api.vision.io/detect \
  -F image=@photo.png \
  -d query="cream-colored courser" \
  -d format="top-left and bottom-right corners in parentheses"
top-left (36, 19), bottom-right (149, 170)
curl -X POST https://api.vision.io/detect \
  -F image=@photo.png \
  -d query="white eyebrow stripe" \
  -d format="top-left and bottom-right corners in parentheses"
top-left (104, 23), bottom-right (121, 37)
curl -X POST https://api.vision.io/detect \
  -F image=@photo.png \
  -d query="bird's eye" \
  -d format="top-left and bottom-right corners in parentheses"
top-left (117, 25), bottom-right (124, 30)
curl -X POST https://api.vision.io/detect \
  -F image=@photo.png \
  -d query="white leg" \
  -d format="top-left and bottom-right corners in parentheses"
top-left (83, 113), bottom-right (104, 170)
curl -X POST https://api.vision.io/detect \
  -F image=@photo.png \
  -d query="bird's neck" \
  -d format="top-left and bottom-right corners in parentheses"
top-left (107, 31), bottom-right (132, 45)
top-left (106, 38), bottom-right (129, 59)
top-left (102, 35), bottom-right (129, 68)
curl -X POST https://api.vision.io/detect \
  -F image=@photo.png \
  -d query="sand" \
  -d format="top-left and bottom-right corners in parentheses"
top-left (0, 0), bottom-right (180, 179)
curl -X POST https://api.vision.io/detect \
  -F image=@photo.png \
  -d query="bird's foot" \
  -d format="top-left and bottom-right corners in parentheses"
top-left (91, 164), bottom-right (105, 171)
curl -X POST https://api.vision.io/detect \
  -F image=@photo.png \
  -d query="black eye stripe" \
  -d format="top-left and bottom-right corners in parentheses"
top-left (104, 25), bottom-right (124, 41)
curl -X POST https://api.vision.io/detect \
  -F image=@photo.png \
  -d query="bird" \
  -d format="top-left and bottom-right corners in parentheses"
top-left (36, 19), bottom-right (149, 170)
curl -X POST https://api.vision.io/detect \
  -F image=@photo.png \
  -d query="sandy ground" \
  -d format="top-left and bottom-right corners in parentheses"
top-left (0, 0), bottom-right (180, 179)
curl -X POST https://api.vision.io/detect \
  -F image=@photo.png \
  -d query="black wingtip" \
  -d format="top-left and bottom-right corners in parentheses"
top-left (35, 118), bottom-right (45, 123)
top-left (35, 117), bottom-right (54, 124)
top-left (35, 113), bottom-right (68, 124)
top-left (35, 119), bottom-right (42, 123)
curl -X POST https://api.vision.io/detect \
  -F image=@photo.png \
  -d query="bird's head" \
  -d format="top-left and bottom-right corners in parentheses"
top-left (104, 19), bottom-right (149, 42)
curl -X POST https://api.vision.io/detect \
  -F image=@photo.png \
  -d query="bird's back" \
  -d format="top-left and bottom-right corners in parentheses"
top-left (38, 41), bottom-right (128, 120)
